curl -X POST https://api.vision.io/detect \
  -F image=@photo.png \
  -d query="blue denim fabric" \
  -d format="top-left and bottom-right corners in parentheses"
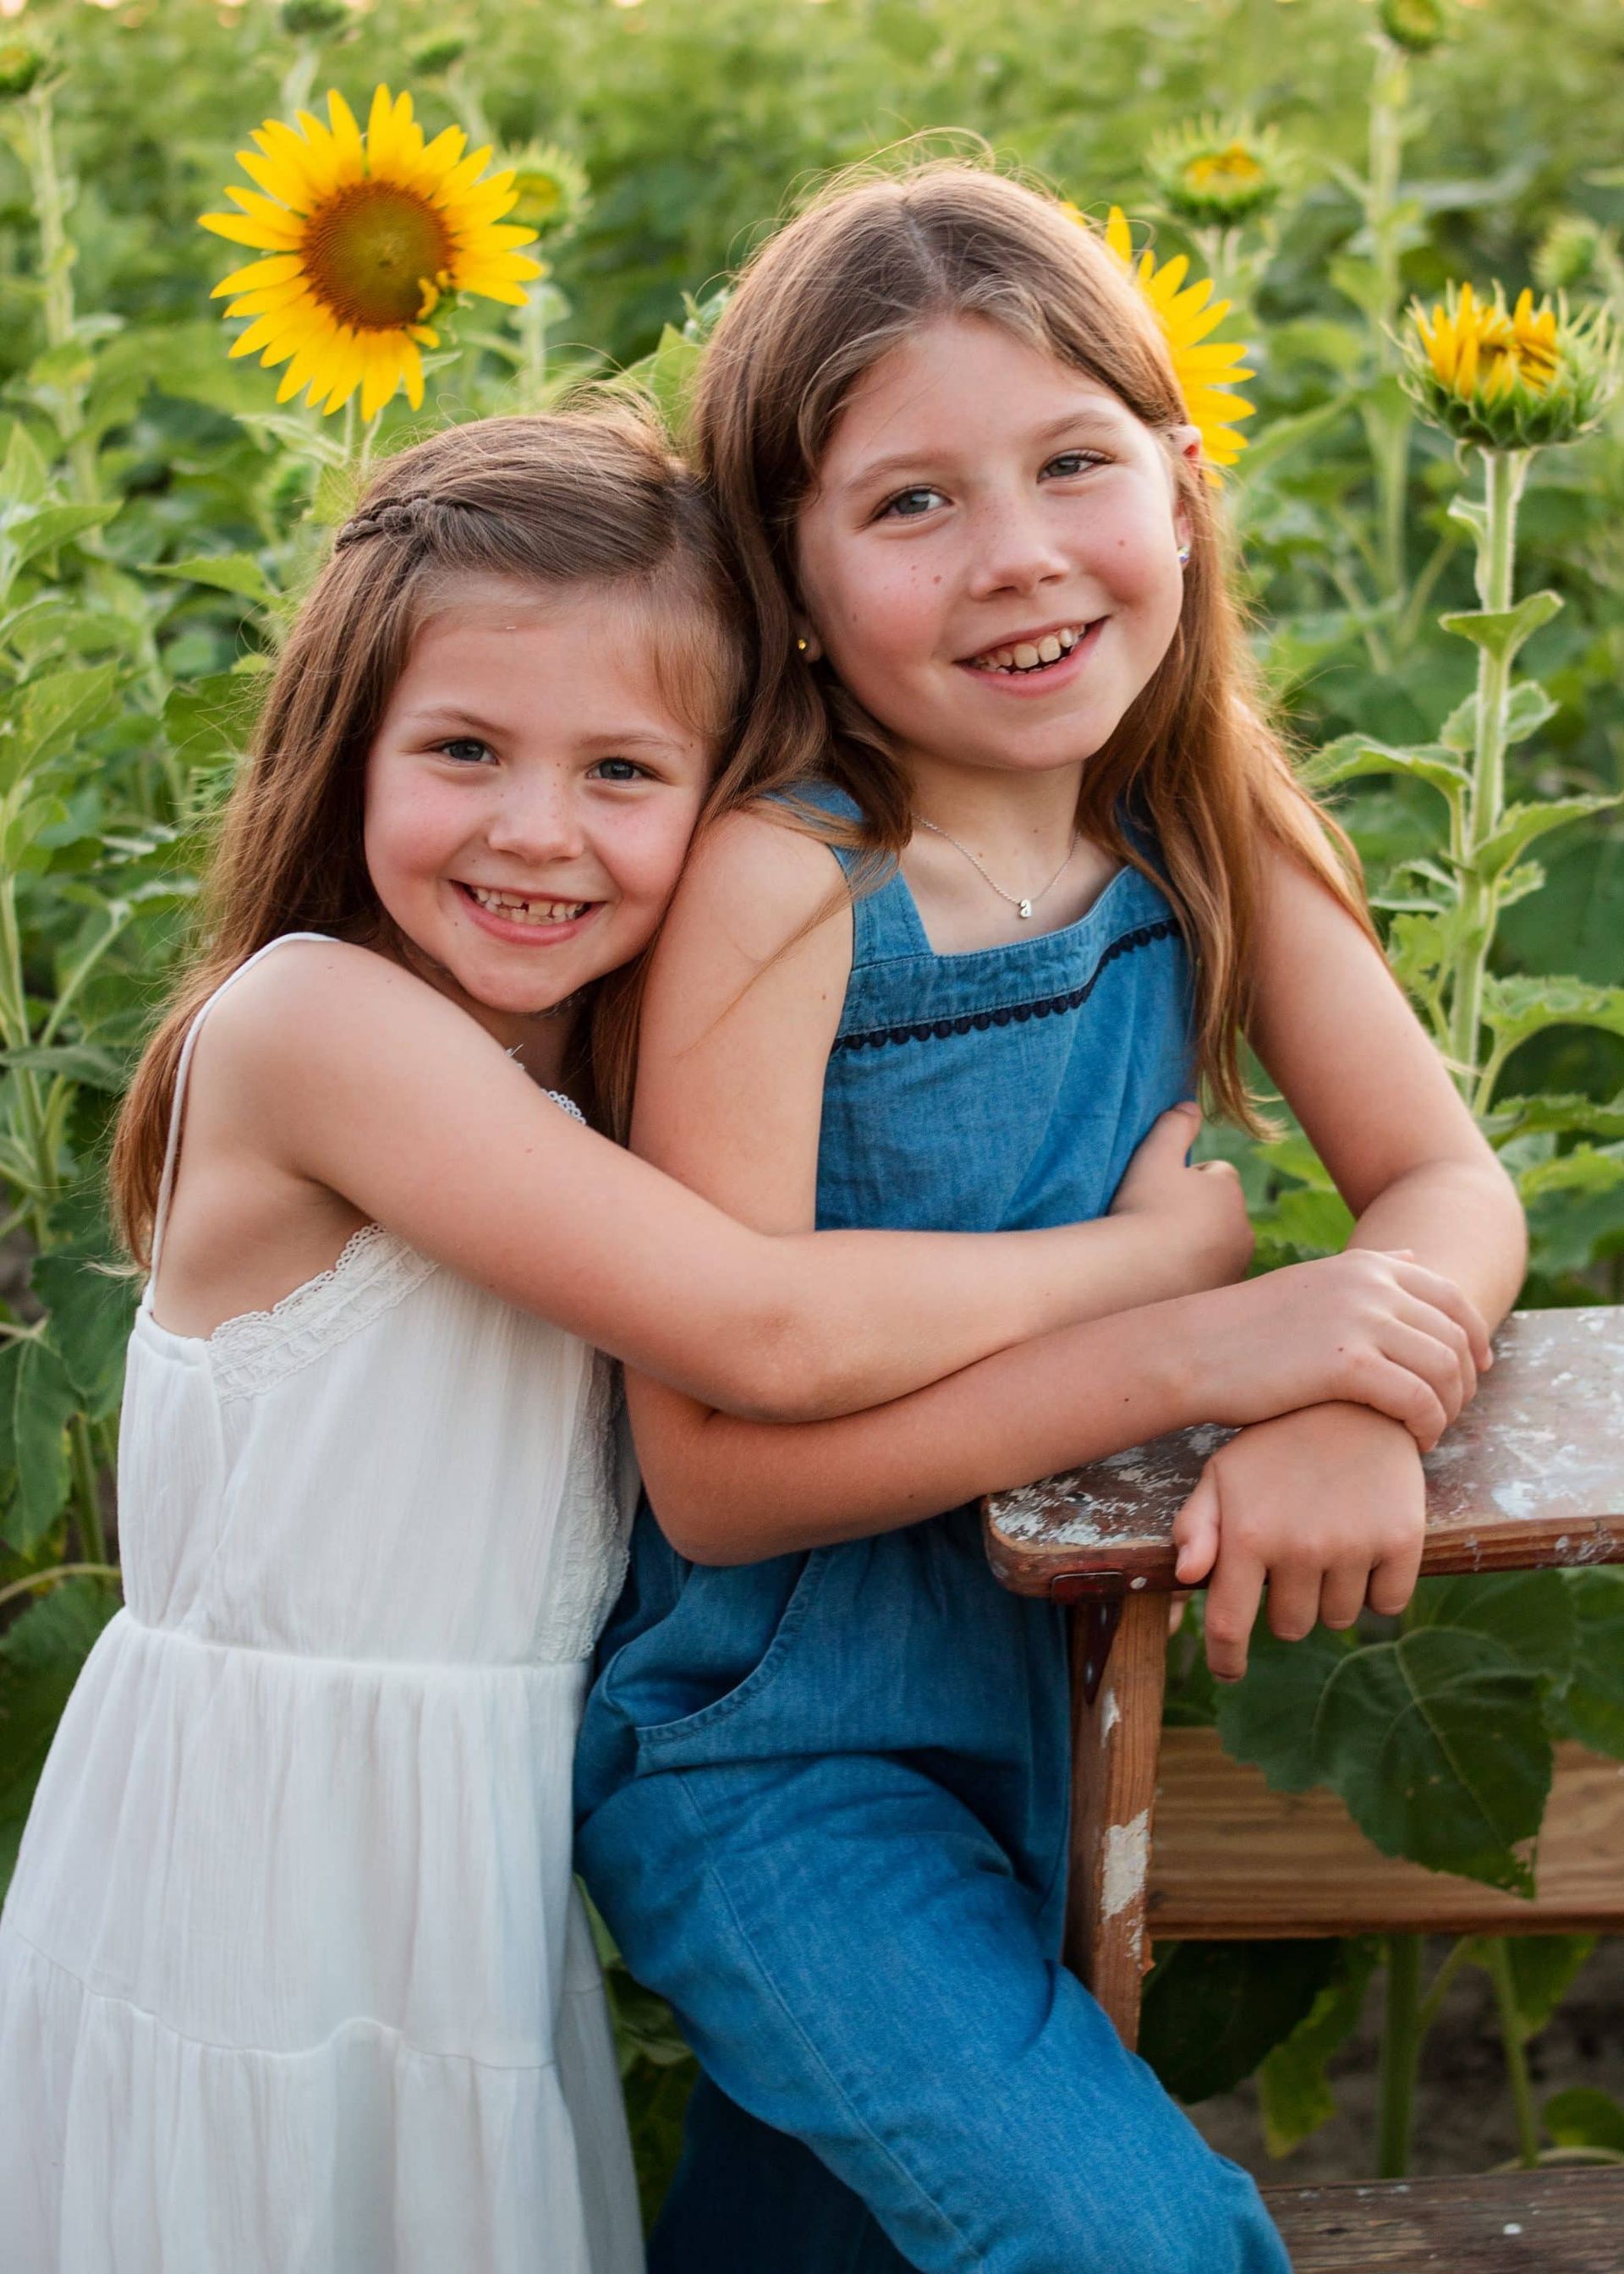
top-left (577, 786), bottom-right (1289, 2273)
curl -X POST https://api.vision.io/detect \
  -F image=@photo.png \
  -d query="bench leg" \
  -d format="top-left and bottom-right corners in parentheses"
top-left (1065, 1590), bottom-right (1167, 2048)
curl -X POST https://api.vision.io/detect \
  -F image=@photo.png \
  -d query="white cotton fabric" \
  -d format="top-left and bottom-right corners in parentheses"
top-left (0, 936), bottom-right (644, 2274)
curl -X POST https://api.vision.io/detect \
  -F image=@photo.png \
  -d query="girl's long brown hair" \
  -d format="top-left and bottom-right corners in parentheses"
top-left (691, 161), bottom-right (1380, 1124)
top-left (111, 407), bottom-right (749, 1266)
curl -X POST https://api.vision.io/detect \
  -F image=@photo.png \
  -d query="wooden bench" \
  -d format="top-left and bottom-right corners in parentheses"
top-left (984, 1305), bottom-right (1624, 2269)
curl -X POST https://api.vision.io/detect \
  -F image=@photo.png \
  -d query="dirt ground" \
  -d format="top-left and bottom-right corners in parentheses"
top-left (1189, 1934), bottom-right (1624, 2183)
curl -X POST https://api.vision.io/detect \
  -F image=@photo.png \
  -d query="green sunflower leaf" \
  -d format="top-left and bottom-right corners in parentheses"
top-left (1314, 1629), bottom-right (1550, 1892)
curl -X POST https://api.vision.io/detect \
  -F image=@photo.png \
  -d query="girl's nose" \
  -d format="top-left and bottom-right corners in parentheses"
top-left (483, 787), bottom-right (588, 863)
top-left (964, 493), bottom-right (1071, 599)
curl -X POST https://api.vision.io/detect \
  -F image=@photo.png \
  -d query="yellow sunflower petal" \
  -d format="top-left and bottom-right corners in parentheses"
top-left (233, 147), bottom-right (310, 212)
top-left (251, 119), bottom-right (332, 206)
top-left (293, 107), bottom-right (363, 193)
top-left (211, 254), bottom-right (304, 298)
top-left (222, 282), bottom-right (312, 318)
top-left (200, 208), bottom-right (302, 251)
top-left (225, 186), bottom-right (312, 239)
top-left (1144, 253), bottom-right (1192, 305)
top-left (453, 272), bottom-right (532, 306)
top-left (227, 310), bottom-right (300, 360)
top-left (431, 144), bottom-right (498, 203)
top-left (400, 337), bottom-right (426, 412)
top-left (323, 89), bottom-right (365, 181)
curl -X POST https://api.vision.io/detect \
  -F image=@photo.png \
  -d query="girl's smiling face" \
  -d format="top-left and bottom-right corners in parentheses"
top-left (793, 316), bottom-right (1199, 791)
top-left (364, 577), bottom-right (715, 1052)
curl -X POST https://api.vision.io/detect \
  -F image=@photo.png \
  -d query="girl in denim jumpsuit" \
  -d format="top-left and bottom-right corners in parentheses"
top-left (578, 167), bottom-right (1522, 2274)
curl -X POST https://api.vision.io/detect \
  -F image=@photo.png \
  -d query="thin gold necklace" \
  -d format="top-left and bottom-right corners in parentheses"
top-left (914, 819), bottom-right (1078, 920)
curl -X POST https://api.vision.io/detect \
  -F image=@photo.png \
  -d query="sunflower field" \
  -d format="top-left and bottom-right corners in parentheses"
top-left (1, 0), bottom-right (1622, 2209)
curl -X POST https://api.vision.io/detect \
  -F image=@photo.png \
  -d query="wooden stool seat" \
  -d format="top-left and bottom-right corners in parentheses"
top-left (981, 1306), bottom-right (1624, 2242)
top-left (1265, 2167), bottom-right (1621, 2271)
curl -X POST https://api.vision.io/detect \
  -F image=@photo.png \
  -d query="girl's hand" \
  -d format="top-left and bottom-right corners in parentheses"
top-left (1109, 1104), bottom-right (1254, 1294)
top-left (1171, 1403), bottom-right (1425, 1682)
top-left (1193, 1248), bottom-right (1491, 1450)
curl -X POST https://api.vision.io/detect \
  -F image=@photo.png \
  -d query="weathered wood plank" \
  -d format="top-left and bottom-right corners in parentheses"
top-left (1149, 1731), bottom-right (1624, 1940)
top-left (1066, 1591), bottom-right (1166, 2045)
top-left (985, 1308), bottom-right (1624, 1599)
top-left (1265, 2167), bottom-right (1624, 2271)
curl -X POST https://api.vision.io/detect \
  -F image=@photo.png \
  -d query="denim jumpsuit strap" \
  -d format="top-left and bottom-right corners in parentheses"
top-left (576, 780), bottom-right (1289, 2274)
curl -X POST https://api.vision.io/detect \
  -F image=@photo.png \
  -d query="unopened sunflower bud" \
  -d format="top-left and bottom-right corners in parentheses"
top-left (0, 38), bottom-right (47, 99)
top-left (1380, 0), bottom-right (1450, 52)
top-left (1147, 118), bottom-right (1291, 228)
top-left (279, 0), bottom-right (349, 37)
top-left (502, 144), bottom-right (590, 237)
top-left (1403, 282), bottom-right (1618, 451)
top-left (409, 31), bottom-right (470, 76)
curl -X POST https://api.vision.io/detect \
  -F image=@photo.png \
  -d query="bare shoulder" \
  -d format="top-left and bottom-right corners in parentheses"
top-left (197, 937), bottom-right (493, 1109)
top-left (663, 803), bottom-right (852, 972)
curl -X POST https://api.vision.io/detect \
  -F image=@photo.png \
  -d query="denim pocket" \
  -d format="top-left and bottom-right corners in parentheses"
top-left (634, 1549), bottom-right (832, 1763)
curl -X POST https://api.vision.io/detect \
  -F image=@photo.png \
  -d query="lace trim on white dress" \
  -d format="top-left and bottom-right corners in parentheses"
top-left (207, 1090), bottom-right (585, 1405)
top-left (209, 1226), bottom-right (438, 1404)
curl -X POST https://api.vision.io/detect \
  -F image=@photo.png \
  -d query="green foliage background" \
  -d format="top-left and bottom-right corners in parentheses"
top-left (1, 0), bottom-right (1622, 2201)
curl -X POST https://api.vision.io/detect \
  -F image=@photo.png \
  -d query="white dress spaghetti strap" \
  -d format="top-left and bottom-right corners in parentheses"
top-left (0, 935), bottom-right (645, 2274)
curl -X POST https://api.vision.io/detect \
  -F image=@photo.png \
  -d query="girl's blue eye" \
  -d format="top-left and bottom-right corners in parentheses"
top-left (590, 757), bottom-right (648, 783)
top-left (436, 737), bottom-right (492, 765)
top-left (879, 486), bottom-right (946, 520)
top-left (1044, 450), bottom-right (1108, 478)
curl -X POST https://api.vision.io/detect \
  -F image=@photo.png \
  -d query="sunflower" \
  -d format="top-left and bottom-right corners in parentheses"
top-left (200, 85), bottom-right (544, 420)
top-left (1101, 206), bottom-right (1256, 471)
top-left (1147, 118), bottom-right (1290, 228)
top-left (502, 141), bottom-right (590, 238)
top-left (1404, 281), bottom-right (1616, 451)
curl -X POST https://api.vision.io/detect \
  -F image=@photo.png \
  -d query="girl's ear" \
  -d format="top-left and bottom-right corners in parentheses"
top-left (1168, 421), bottom-right (1203, 556)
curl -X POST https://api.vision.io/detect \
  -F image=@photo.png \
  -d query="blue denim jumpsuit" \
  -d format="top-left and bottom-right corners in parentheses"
top-left (576, 788), bottom-right (1289, 2274)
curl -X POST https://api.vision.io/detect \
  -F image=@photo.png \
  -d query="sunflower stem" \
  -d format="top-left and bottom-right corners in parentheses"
top-left (1378, 1933), bottom-right (1425, 2178)
top-left (279, 45), bottom-right (320, 120)
top-left (1447, 447), bottom-right (1527, 1101)
top-left (1362, 34), bottom-right (1416, 612)
top-left (21, 78), bottom-right (99, 505)
top-left (1484, 1940), bottom-right (1542, 2167)
top-left (518, 281), bottom-right (550, 409)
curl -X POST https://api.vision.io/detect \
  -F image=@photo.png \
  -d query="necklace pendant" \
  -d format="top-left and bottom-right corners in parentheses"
top-left (1018, 898), bottom-right (1033, 920)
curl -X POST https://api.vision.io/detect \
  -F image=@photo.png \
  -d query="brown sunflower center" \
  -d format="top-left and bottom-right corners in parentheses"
top-left (301, 182), bottom-right (452, 331)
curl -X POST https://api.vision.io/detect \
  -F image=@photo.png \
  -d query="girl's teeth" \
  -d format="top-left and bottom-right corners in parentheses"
top-left (469, 886), bottom-right (587, 924)
top-left (970, 625), bottom-right (1086, 674)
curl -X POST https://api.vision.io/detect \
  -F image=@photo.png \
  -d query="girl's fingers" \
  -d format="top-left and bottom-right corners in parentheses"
top-left (1385, 1258), bottom-right (1494, 1371)
top-left (1204, 1546), bottom-right (1267, 1683)
top-left (1377, 1319), bottom-right (1469, 1431)
top-left (1172, 1467), bottom-right (1221, 1586)
top-left (1388, 1308), bottom-right (1475, 1421)
top-left (1368, 1535), bottom-right (1425, 1619)
top-left (1264, 1567), bottom-right (1321, 1645)
top-left (1358, 1355), bottom-right (1449, 1449)
top-left (1319, 1561), bottom-right (1371, 1631)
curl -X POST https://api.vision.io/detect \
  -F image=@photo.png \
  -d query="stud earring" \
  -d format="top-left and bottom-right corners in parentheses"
top-left (796, 635), bottom-right (809, 654)
top-left (1177, 544), bottom-right (1192, 567)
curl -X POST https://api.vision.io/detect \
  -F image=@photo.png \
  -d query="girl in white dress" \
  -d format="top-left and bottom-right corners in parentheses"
top-left (0, 410), bottom-right (1252, 2273)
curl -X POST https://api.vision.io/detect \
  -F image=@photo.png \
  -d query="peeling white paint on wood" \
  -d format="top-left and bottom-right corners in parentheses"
top-left (1101, 1808), bottom-right (1150, 1921)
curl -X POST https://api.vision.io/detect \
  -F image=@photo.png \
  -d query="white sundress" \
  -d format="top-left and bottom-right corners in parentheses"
top-left (0, 934), bottom-right (645, 2274)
